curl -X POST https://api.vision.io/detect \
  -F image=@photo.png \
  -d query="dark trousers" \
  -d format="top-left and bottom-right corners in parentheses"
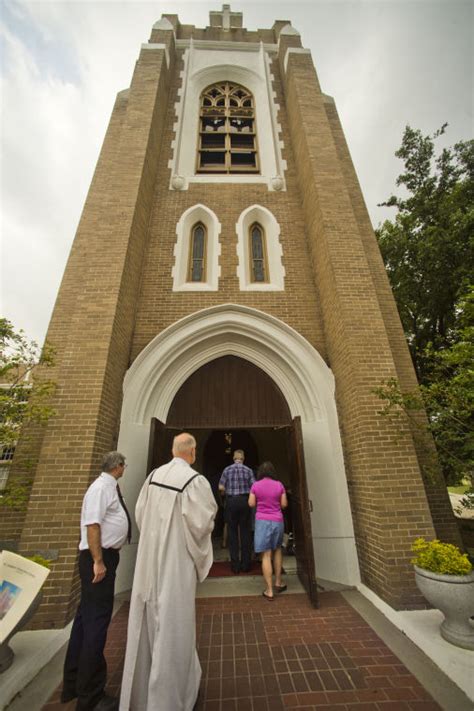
top-left (227, 495), bottom-right (252, 571)
top-left (62, 548), bottom-right (119, 710)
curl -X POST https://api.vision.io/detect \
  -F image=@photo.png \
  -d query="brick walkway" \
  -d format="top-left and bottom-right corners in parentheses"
top-left (43, 592), bottom-right (441, 710)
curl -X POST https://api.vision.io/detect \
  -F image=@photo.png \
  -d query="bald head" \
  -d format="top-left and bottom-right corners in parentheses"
top-left (172, 433), bottom-right (197, 464)
top-left (233, 449), bottom-right (244, 463)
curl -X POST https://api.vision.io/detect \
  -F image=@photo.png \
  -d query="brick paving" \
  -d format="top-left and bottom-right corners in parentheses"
top-left (43, 592), bottom-right (441, 710)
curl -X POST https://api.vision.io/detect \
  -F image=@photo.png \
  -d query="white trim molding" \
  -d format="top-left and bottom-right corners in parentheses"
top-left (152, 17), bottom-right (174, 31)
top-left (116, 305), bottom-right (360, 592)
top-left (236, 205), bottom-right (285, 290)
top-left (172, 204), bottom-right (221, 291)
top-left (176, 39), bottom-right (278, 53)
top-left (169, 44), bottom-right (286, 191)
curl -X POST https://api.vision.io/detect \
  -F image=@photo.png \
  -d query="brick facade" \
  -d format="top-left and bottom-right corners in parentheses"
top-left (1, 11), bottom-right (459, 627)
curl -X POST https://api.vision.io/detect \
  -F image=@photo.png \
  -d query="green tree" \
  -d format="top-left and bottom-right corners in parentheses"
top-left (424, 289), bottom-right (473, 485)
top-left (0, 318), bottom-right (56, 506)
top-left (375, 126), bottom-right (473, 488)
top-left (376, 288), bottom-right (473, 484)
top-left (376, 124), bottom-right (474, 382)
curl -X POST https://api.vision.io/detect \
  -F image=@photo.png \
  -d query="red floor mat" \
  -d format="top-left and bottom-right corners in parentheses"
top-left (208, 560), bottom-right (262, 577)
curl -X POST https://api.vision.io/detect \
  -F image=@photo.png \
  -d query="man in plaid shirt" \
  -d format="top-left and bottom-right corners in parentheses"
top-left (219, 449), bottom-right (255, 573)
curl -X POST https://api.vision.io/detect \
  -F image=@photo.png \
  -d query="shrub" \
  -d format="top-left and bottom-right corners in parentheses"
top-left (26, 554), bottom-right (51, 569)
top-left (411, 537), bottom-right (473, 575)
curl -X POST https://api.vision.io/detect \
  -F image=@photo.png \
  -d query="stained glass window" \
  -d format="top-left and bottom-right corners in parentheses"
top-left (197, 82), bottom-right (259, 174)
top-left (188, 223), bottom-right (206, 282)
top-left (250, 223), bottom-right (267, 282)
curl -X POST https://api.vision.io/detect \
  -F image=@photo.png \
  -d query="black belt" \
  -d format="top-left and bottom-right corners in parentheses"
top-left (228, 494), bottom-right (249, 497)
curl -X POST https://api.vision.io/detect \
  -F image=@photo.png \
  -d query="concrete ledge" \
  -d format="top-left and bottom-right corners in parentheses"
top-left (0, 594), bottom-right (128, 711)
top-left (0, 623), bottom-right (72, 710)
top-left (352, 585), bottom-right (474, 707)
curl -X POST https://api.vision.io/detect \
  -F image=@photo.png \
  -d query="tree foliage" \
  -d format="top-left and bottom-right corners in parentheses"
top-left (0, 318), bottom-right (56, 450)
top-left (423, 289), bottom-right (473, 484)
top-left (376, 124), bottom-right (474, 382)
top-left (0, 319), bottom-right (56, 507)
top-left (375, 126), bottom-right (473, 488)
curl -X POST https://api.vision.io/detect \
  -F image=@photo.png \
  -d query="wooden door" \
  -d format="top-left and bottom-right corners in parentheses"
top-left (147, 418), bottom-right (171, 474)
top-left (287, 416), bottom-right (319, 607)
top-left (166, 355), bottom-right (291, 428)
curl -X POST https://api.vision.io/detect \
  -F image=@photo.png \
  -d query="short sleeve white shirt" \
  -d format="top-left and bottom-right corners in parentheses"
top-left (79, 472), bottom-right (128, 550)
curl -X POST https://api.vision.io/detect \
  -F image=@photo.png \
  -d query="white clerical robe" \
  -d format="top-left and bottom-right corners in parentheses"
top-left (119, 458), bottom-right (217, 711)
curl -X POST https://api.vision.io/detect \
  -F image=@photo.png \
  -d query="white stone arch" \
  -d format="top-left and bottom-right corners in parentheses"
top-left (191, 63), bottom-right (263, 87)
top-left (169, 45), bottom-right (286, 189)
top-left (172, 204), bottom-right (221, 291)
top-left (116, 304), bottom-right (360, 592)
top-left (236, 204), bottom-right (285, 290)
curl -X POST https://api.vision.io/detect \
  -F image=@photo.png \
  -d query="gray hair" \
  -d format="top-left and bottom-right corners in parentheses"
top-left (172, 433), bottom-right (196, 456)
top-left (102, 451), bottom-right (126, 472)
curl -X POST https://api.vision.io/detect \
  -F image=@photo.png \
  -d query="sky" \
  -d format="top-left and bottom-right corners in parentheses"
top-left (1, 0), bottom-right (472, 345)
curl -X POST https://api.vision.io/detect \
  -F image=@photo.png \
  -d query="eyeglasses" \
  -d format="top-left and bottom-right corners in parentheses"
top-left (121, 462), bottom-right (127, 468)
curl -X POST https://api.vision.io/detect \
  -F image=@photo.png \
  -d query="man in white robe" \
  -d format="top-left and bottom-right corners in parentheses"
top-left (119, 433), bottom-right (217, 711)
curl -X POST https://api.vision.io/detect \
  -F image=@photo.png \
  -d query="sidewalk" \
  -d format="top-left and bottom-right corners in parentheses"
top-left (4, 579), bottom-right (473, 711)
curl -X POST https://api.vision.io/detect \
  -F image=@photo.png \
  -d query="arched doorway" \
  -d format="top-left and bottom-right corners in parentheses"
top-left (147, 355), bottom-right (318, 606)
top-left (116, 305), bottom-right (360, 598)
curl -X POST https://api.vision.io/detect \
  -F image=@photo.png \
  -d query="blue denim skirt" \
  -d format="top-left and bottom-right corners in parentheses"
top-left (254, 519), bottom-right (284, 553)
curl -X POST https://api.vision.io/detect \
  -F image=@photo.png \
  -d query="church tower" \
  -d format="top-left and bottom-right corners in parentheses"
top-left (3, 5), bottom-right (459, 627)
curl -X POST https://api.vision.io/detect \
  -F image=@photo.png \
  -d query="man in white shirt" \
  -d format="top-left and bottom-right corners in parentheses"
top-left (62, 451), bottom-right (130, 711)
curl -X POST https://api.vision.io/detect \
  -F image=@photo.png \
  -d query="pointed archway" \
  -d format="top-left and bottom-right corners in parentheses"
top-left (116, 304), bottom-right (360, 595)
top-left (146, 354), bottom-right (319, 606)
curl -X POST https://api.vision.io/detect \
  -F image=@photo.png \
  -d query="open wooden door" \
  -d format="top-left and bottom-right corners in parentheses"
top-left (147, 418), bottom-right (169, 475)
top-left (287, 416), bottom-right (319, 607)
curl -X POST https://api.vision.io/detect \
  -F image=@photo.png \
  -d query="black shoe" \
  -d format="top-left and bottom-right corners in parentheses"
top-left (230, 564), bottom-right (240, 574)
top-left (78, 695), bottom-right (119, 711)
top-left (61, 689), bottom-right (77, 703)
top-left (94, 696), bottom-right (119, 711)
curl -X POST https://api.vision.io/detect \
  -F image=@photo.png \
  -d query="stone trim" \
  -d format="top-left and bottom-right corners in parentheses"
top-left (172, 204), bottom-right (221, 291)
top-left (176, 39), bottom-right (278, 53)
top-left (235, 205), bottom-right (285, 290)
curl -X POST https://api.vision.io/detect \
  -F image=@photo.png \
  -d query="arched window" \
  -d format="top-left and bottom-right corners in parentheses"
top-left (249, 223), bottom-right (268, 283)
top-left (188, 223), bottom-right (207, 282)
top-left (197, 82), bottom-right (259, 174)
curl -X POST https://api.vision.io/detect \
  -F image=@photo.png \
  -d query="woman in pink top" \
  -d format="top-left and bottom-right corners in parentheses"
top-left (248, 461), bottom-right (288, 600)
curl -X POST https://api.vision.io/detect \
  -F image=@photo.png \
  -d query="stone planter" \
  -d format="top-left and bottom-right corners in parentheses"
top-left (0, 590), bottom-right (43, 673)
top-left (414, 565), bottom-right (474, 650)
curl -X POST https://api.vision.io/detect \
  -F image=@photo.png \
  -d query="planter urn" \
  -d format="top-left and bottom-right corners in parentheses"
top-left (414, 565), bottom-right (474, 650)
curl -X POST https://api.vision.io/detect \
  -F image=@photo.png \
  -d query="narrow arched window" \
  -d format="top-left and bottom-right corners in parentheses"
top-left (188, 223), bottom-right (207, 282)
top-left (249, 223), bottom-right (268, 283)
top-left (197, 82), bottom-right (259, 174)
